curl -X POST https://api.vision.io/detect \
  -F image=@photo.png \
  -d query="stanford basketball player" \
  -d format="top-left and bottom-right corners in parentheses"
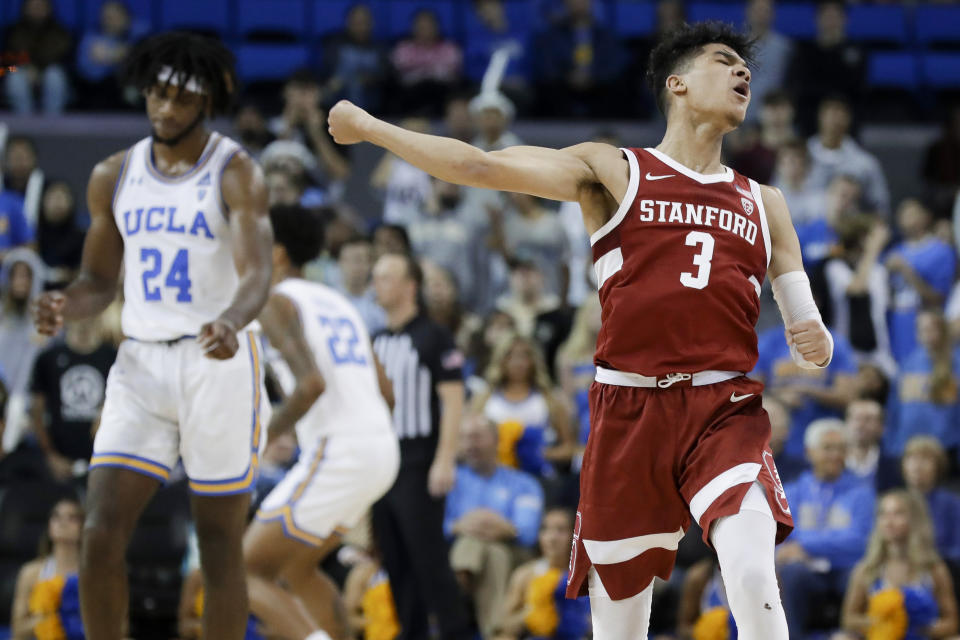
top-left (328, 22), bottom-right (831, 640)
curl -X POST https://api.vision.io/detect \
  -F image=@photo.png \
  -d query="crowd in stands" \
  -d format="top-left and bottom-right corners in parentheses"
top-left (1, 0), bottom-right (960, 639)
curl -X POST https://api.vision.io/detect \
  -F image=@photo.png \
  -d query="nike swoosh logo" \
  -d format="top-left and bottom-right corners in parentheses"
top-left (730, 392), bottom-right (755, 403)
top-left (645, 172), bottom-right (675, 181)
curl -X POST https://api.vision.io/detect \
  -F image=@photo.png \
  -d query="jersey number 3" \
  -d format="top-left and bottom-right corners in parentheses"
top-left (679, 231), bottom-right (714, 290)
top-left (141, 248), bottom-right (192, 302)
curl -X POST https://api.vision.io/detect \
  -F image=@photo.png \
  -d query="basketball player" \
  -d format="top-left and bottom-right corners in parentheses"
top-left (32, 33), bottom-right (273, 640)
top-left (243, 204), bottom-right (399, 640)
top-left (328, 22), bottom-right (833, 640)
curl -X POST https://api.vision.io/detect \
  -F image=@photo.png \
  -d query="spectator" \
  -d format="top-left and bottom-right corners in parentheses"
top-left (779, 419), bottom-right (876, 639)
top-left (836, 490), bottom-right (958, 640)
top-left (845, 399), bottom-right (900, 493)
top-left (887, 310), bottom-right (960, 456)
top-left (854, 362), bottom-right (891, 407)
top-left (370, 252), bottom-right (475, 640)
top-left (423, 261), bottom-right (478, 351)
top-left (753, 320), bottom-right (857, 463)
top-left (11, 497), bottom-right (83, 640)
top-left (786, 0), bottom-right (865, 133)
top-left (0, 248), bottom-right (44, 401)
top-left (76, 0), bottom-right (141, 110)
top-left (342, 552), bottom-right (400, 640)
top-left (445, 413), bottom-right (544, 637)
top-left (320, 3), bottom-right (388, 112)
top-left (772, 139), bottom-right (829, 263)
top-left (491, 508), bottom-right (591, 640)
top-left (2, 135), bottom-right (45, 227)
top-left (887, 200), bottom-right (957, 364)
top-left (496, 259), bottom-right (561, 338)
top-left (263, 166), bottom-right (305, 208)
top-left (36, 180), bottom-right (84, 287)
top-left (466, 0), bottom-right (532, 100)
top-left (371, 224), bottom-right (411, 260)
top-left (406, 178), bottom-right (488, 309)
top-left (799, 173), bottom-right (865, 268)
top-left (464, 309), bottom-right (516, 396)
top-left (444, 94), bottom-right (476, 143)
top-left (260, 140), bottom-right (333, 208)
top-left (555, 294), bottom-right (600, 467)
top-left (532, 0), bottom-right (623, 117)
top-left (268, 70), bottom-right (351, 199)
top-left (390, 9), bottom-right (463, 116)
top-left (922, 104), bottom-right (960, 220)
top-left (2, 0), bottom-right (72, 115)
top-left (676, 557), bottom-right (731, 640)
top-left (337, 234), bottom-right (386, 334)
top-left (29, 316), bottom-right (114, 484)
top-left (471, 332), bottom-right (574, 479)
top-left (820, 216), bottom-right (896, 374)
top-left (232, 102), bottom-right (276, 159)
top-left (807, 96), bottom-right (890, 216)
top-left (497, 194), bottom-right (571, 303)
top-left (470, 91), bottom-right (521, 152)
top-left (730, 91), bottom-right (796, 185)
top-left (743, 0), bottom-right (792, 114)
top-left (0, 181), bottom-right (32, 259)
top-left (765, 393), bottom-right (803, 484)
top-left (902, 436), bottom-right (960, 567)
top-left (370, 118), bottom-right (432, 226)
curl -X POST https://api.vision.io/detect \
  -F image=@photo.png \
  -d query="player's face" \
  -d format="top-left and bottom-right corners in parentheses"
top-left (48, 500), bottom-right (83, 545)
top-left (674, 44), bottom-right (751, 129)
top-left (539, 511), bottom-right (573, 562)
top-left (877, 495), bottom-right (911, 543)
top-left (145, 83), bottom-right (207, 145)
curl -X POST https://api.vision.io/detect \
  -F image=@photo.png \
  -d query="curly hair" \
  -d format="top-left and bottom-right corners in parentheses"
top-left (646, 21), bottom-right (757, 116)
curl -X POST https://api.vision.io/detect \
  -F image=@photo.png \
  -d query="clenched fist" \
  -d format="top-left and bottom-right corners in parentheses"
top-left (327, 100), bottom-right (374, 145)
top-left (32, 291), bottom-right (66, 336)
top-left (785, 319), bottom-right (832, 368)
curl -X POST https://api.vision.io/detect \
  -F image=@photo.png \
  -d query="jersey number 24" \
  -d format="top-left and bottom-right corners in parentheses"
top-left (141, 248), bottom-right (192, 302)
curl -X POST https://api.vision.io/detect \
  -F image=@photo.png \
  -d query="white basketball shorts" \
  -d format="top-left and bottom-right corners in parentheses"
top-left (257, 433), bottom-right (399, 545)
top-left (91, 332), bottom-right (269, 495)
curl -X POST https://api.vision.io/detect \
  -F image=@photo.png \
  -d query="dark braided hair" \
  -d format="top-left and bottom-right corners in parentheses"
top-left (122, 31), bottom-right (237, 116)
top-left (646, 21), bottom-right (756, 117)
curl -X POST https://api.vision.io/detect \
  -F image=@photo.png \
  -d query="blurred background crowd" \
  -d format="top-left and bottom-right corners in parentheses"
top-left (1, 0), bottom-right (960, 638)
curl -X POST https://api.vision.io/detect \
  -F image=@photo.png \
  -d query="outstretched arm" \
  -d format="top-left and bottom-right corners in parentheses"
top-left (33, 153), bottom-right (125, 335)
top-left (327, 100), bottom-right (628, 225)
top-left (197, 151), bottom-right (273, 359)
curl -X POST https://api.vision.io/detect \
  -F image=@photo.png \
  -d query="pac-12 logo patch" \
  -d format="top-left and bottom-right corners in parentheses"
top-left (762, 450), bottom-right (790, 514)
top-left (741, 197), bottom-right (754, 216)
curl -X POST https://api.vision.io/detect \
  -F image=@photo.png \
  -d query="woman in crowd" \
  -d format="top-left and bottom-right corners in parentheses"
top-left (11, 497), bottom-right (84, 640)
top-left (472, 333), bottom-right (574, 478)
top-left (901, 436), bottom-right (960, 567)
top-left (492, 508), bottom-right (590, 640)
top-left (554, 294), bottom-right (601, 471)
top-left (422, 261), bottom-right (480, 354)
top-left (465, 309), bottom-right (517, 397)
top-left (835, 490), bottom-right (958, 640)
top-left (887, 310), bottom-right (960, 455)
top-left (35, 180), bottom-right (85, 288)
top-left (390, 9), bottom-right (463, 115)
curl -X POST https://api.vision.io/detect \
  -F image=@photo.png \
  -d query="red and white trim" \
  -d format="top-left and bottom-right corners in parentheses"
top-left (749, 178), bottom-right (772, 269)
top-left (583, 527), bottom-right (685, 565)
top-left (644, 147), bottom-right (735, 184)
top-left (590, 148), bottom-right (640, 246)
top-left (689, 462), bottom-right (761, 524)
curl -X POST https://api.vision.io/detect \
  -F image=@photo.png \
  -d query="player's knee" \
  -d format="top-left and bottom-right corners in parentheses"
top-left (81, 519), bottom-right (127, 566)
top-left (725, 561), bottom-right (778, 604)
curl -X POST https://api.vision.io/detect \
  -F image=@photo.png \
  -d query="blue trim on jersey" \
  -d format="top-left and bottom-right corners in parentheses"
top-left (217, 147), bottom-right (242, 219)
top-left (146, 133), bottom-right (222, 184)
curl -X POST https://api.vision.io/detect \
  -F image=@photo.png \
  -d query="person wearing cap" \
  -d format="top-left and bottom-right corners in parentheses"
top-left (470, 91), bottom-right (521, 152)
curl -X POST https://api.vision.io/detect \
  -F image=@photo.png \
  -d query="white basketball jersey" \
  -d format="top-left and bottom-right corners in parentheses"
top-left (273, 278), bottom-right (394, 443)
top-left (113, 132), bottom-right (243, 341)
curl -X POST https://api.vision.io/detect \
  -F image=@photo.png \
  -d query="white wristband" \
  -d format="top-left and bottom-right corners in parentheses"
top-left (771, 271), bottom-right (833, 369)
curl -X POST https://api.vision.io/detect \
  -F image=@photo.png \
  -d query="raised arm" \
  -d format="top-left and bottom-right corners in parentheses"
top-left (197, 151), bottom-right (273, 360)
top-left (259, 292), bottom-right (325, 443)
top-left (327, 100), bottom-right (629, 228)
top-left (33, 153), bottom-right (125, 335)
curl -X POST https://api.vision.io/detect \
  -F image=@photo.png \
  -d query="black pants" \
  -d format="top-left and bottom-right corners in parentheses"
top-left (372, 463), bottom-right (473, 640)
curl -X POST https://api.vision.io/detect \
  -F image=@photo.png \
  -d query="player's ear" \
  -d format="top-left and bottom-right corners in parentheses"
top-left (666, 74), bottom-right (686, 99)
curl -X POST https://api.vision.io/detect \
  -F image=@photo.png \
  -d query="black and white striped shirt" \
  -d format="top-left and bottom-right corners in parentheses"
top-left (373, 313), bottom-right (463, 462)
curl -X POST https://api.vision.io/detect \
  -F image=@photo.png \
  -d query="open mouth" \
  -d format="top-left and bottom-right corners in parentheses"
top-left (733, 82), bottom-right (749, 98)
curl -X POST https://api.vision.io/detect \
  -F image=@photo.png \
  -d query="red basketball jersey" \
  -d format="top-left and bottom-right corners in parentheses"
top-left (592, 147), bottom-right (771, 376)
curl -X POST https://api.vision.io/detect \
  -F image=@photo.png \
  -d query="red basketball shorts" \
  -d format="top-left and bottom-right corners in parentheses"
top-left (566, 375), bottom-right (793, 601)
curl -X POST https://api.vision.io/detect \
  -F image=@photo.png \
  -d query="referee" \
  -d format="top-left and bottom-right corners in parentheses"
top-left (370, 252), bottom-right (474, 640)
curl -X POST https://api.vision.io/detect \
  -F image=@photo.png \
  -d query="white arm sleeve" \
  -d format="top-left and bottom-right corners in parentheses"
top-left (770, 271), bottom-right (834, 369)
